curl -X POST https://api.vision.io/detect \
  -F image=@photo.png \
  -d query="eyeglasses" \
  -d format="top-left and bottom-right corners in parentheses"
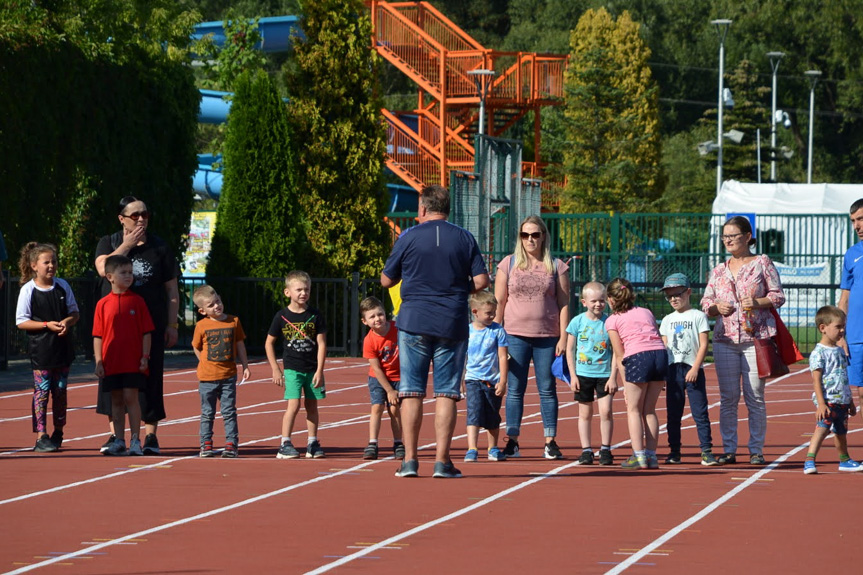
top-left (720, 232), bottom-right (743, 241)
top-left (520, 231), bottom-right (542, 240)
top-left (664, 290), bottom-right (688, 300)
top-left (123, 211), bottom-right (149, 221)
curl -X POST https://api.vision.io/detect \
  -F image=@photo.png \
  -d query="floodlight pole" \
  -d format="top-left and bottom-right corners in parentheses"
top-left (712, 19), bottom-right (732, 196)
top-left (767, 51), bottom-right (785, 181)
top-left (805, 69), bottom-right (822, 184)
top-left (467, 69), bottom-right (496, 136)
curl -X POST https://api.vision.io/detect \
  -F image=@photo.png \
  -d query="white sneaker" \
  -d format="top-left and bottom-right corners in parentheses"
top-left (106, 438), bottom-right (127, 456)
top-left (128, 437), bottom-right (143, 456)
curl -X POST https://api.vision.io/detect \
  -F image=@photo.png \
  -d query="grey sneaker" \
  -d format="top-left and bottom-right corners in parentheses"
top-left (393, 442), bottom-right (406, 460)
top-left (276, 440), bottom-right (300, 459)
top-left (432, 461), bottom-right (462, 478)
top-left (395, 459), bottom-right (419, 477)
top-left (100, 434), bottom-right (116, 454)
top-left (306, 440), bottom-right (325, 459)
top-left (363, 442), bottom-right (379, 460)
top-left (200, 440), bottom-right (215, 458)
top-left (576, 450), bottom-right (594, 465)
top-left (128, 437), bottom-right (143, 456)
top-left (701, 451), bottom-right (721, 466)
top-left (34, 435), bottom-right (58, 453)
top-left (222, 442), bottom-right (238, 458)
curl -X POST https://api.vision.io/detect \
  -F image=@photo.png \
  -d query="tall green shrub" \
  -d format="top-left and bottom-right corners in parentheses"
top-left (287, 0), bottom-right (390, 279)
top-left (207, 69), bottom-right (304, 281)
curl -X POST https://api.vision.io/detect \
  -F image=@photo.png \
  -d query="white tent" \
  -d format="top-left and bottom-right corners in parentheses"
top-left (712, 180), bottom-right (863, 215)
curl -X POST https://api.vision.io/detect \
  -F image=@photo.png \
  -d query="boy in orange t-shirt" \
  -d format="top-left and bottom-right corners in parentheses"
top-left (360, 297), bottom-right (404, 460)
top-left (192, 285), bottom-right (251, 458)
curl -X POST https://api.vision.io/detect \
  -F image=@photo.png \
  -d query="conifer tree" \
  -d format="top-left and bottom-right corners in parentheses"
top-left (287, 0), bottom-right (390, 279)
top-left (561, 8), bottom-right (663, 214)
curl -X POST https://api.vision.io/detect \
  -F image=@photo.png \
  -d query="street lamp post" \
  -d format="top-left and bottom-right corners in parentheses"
top-left (467, 69), bottom-right (496, 136)
top-left (711, 19), bottom-right (732, 196)
top-left (805, 69), bottom-right (822, 184)
top-left (767, 51), bottom-right (785, 181)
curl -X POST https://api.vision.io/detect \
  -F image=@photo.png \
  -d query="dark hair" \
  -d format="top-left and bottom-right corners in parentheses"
top-left (360, 296), bottom-right (385, 316)
top-left (104, 254), bottom-right (132, 275)
top-left (607, 277), bottom-right (636, 313)
top-left (420, 184), bottom-right (450, 216)
top-left (850, 198), bottom-right (863, 214)
top-left (723, 215), bottom-right (757, 247)
top-left (118, 195), bottom-right (141, 215)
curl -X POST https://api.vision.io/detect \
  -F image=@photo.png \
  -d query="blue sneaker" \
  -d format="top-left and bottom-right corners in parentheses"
top-left (838, 458), bottom-right (863, 472)
top-left (488, 447), bottom-right (506, 461)
top-left (464, 449), bottom-right (478, 462)
top-left (803, 460), bottom-right (817, 475)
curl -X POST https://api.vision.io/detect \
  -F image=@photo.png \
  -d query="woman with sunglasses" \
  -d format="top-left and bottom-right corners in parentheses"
top-left (494, 215), bottom-right (570, 459)
top-left (700, 215), bottom-right (785, 466)
top-left (93, 196), bottom-right (181, 455)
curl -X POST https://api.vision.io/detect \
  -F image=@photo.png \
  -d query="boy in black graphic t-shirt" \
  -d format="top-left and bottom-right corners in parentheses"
top-left (265, 270), bottom-right (328, 460)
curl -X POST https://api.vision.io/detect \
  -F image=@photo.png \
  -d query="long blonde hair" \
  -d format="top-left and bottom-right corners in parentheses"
top-left (513, 215), bottom-right (554, 274)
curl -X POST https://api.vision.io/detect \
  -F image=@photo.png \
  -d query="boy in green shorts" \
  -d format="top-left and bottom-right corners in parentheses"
top-left (265, 270), bottom-right (328, 459)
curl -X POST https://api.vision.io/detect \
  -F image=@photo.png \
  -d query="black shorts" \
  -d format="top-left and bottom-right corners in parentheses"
top-left (102, 372), bottom-right (146, 391)
top-left (575, 375), bottom-right (612, 403)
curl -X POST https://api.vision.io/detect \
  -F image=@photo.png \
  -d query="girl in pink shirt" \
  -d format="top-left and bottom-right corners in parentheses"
top-left (605, 278), bottom-right (667, 469)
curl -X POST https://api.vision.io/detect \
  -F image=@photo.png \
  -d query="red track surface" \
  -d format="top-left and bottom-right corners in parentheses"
top-left (2, 359), bottom-right (861, 574)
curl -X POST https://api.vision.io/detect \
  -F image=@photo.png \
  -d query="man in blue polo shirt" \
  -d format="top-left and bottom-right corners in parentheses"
top-left (382, 184), bottom-right (489, 478)
top-left (839, 198), bottom-right (863, 421)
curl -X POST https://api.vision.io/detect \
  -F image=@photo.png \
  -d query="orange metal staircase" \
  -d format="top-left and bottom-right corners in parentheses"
top-left (369, 1), bottom-right (566, 205)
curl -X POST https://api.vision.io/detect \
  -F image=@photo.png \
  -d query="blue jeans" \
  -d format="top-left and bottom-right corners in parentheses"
top-left (398, 330), bottom-right (467, 400)
top-left (506, 335), bottom-right (558, 438)
top-left (665, 363), bottom-right (713, 452)
top-left (199, 377), bottom-right (238, 446)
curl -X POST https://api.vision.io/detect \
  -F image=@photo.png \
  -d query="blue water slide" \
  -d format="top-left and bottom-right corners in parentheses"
top-left (191, 16), bottom-right (417, 210)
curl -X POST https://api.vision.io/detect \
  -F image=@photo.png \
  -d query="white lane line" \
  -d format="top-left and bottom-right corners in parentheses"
top-left (604, 426), bottom-right (863, 574)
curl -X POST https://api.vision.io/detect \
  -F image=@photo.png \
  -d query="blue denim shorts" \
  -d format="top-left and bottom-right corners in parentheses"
top-left (398, 330), bottom-right (467, 400)
top-left (622, 349), bottom-right (668, 383)
top-left (368, 376), bottom-right (400, 405)
top-left (816, 403), bottom-right (849, 435)
top-left (464, 379), bottom-right (503, 429)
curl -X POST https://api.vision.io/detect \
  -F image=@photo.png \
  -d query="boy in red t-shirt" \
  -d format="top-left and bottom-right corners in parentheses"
top-left (360, 297), bottom-right (404, 460)
top-left (93, 255), bottom-right (154, 456)
top-left (192, 285), bottom-right (251, 458)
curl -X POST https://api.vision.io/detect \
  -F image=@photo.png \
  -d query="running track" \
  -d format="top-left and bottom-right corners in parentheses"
top-left (1, 359), bottom-right (861, 574)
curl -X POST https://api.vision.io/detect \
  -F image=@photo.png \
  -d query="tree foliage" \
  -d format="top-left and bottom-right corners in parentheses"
top-left (207, 70), bottom-right (303, 282)
top-left (0, 0), bottom-right (200, 276)
top-left (286, 0), bottom-right (390, 279)
top-left (561, 8), bottom-right (662, 214)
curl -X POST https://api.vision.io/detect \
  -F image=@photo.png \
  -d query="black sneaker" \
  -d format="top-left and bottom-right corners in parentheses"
top-left (100, 434), bottom-right (116, 454)
top-left (142, 433), bottom-right (161, 455)
top-left (306, 439), bottom-right (325, 459)
top-left (503, 438), bottom-right (520, 458)
top-left (576, 450), bottom-right (594, 465)
top-left (432, 461), bottom-right (462, 478)
top-left (50, 430), bottom-right (64, 449)
top-left (716, 453), bottom-right (737, 465)
top-left (34, 434), bottom-right (58, 453)
top-left (221, 442), bottom-right (238, 458)
top-left (200, 440), bottom-right (215, 458)
top-left (598, 449), bottom-right (614, 465)
top-left (393, 442), bottom-right (406, 460)
top-left (665, 451), bottom-right (682, 464)
top-left (544, 439), bottom-right (563, 460)
top-left (363, 442), bottom-right (379, 460)
top-left (395, 459), bottom-right (419, 477)
top-left (749, 453), bottom-right (766, 465)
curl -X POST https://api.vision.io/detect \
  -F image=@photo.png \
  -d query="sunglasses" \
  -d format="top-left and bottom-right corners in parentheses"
top-left (520, 231), bottom-right (542, 240)
top-left (720, 232), bottom-right (743, 241)
top-left (123, 211), bottom-right (149, 221)
top-left (664, 289), bottom-right (688, 300)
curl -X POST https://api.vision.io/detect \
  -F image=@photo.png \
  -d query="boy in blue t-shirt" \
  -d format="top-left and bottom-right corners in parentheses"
top-left (565, 282), bottom-right (618, 465)
top-left (462, 290), bottom-right (508, 462)
top-left (803, 305), bottom-right (862, 474)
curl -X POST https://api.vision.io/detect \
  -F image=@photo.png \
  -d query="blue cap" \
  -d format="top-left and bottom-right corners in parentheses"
top-left (661, 272), bottom-right (690, 291)
top-left (551, 354), bottom-right (570, 384)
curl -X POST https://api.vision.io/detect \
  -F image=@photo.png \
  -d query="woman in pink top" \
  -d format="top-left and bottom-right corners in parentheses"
top-left (494, 216), bottom-right (570, 460)
top-left (700, 216), bottom-right (785, 466)
top-left (605, 278), bottom-right (667, 469)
